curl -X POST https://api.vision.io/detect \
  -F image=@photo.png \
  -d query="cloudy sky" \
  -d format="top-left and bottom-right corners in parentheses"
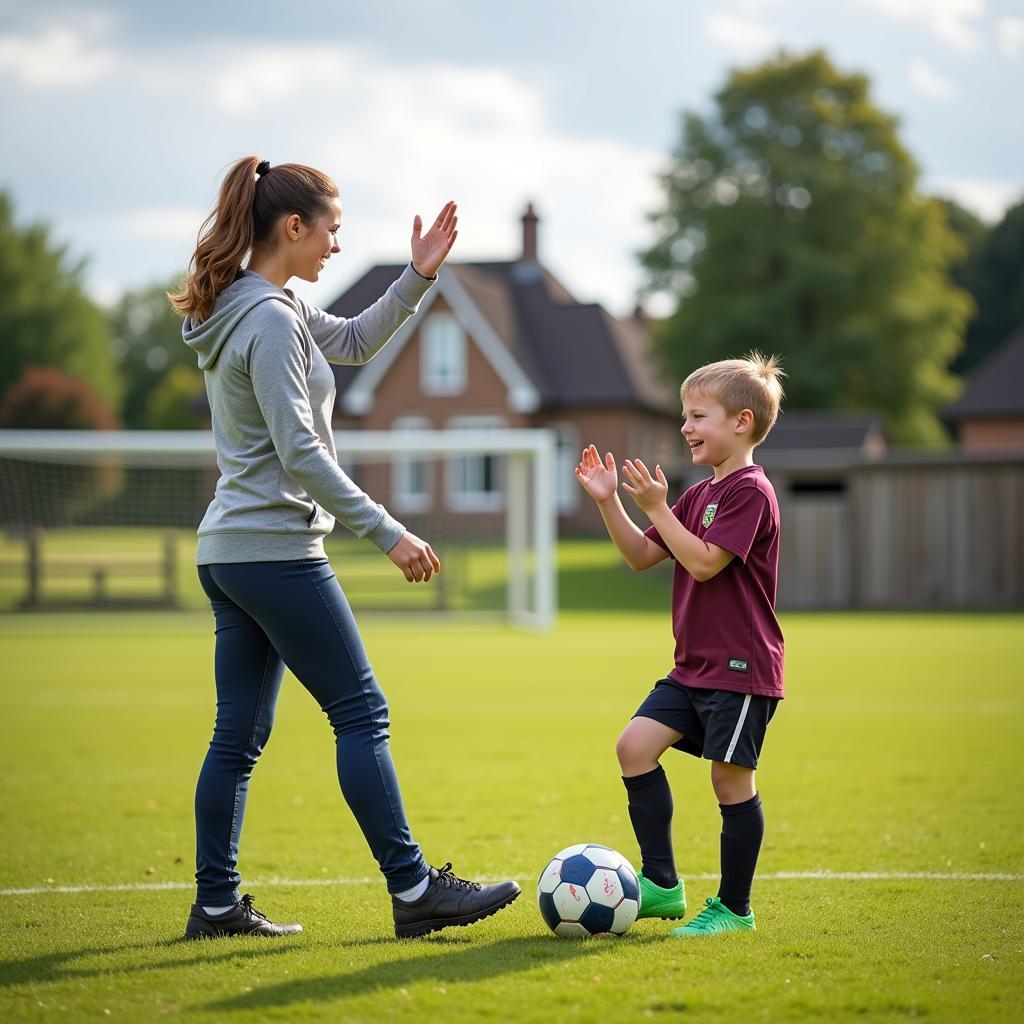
top-left (1, 0), bottom-right (1021, 316)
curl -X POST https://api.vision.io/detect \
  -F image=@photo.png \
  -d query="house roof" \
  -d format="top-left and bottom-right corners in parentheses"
top-left (324, 260), bottom-right (677, 415)
top-left (758, 410), bottom-right (886, 451)
top-left (944, 324), bottom-right (1024, 420)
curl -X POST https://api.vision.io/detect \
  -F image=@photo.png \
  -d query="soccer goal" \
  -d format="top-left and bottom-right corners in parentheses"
top-left (0, 428), bottom-right (557, 629)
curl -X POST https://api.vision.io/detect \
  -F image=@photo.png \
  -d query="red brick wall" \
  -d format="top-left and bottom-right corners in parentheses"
top-left (960, 419), bottom-right (1024, 454)
top-left (332, 297), bottom-right (523, 533)
top-left (329, 296), bottom-right (681, 535)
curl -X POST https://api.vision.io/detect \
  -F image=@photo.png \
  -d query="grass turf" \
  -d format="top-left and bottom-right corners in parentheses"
top-left (1, 608), bottom-right (1022, 1022)
top-left (0, 532), bottom-right (668, 616)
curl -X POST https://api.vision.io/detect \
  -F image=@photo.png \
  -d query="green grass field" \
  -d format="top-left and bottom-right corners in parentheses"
top-left (1, 573), bottom-right (1022, 1021)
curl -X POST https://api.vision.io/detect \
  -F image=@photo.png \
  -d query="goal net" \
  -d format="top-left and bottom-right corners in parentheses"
top-left (0, 429), bottom-right (557, 629)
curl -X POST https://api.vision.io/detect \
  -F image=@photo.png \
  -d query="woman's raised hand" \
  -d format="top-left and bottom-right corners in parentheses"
top-left (574, 444), bottom-right (618, 503)
top-left (411, 201), bottom-right (458, 278)
top-left (388, 530), bottom-right (442, 583)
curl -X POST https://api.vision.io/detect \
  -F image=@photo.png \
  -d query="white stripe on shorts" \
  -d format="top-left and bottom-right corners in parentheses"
top-left (724, 694), bottom-right (752, 763)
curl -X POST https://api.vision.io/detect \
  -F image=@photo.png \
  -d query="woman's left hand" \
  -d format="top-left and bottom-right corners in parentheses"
top-left (411, 201), bottom-right (458, 278)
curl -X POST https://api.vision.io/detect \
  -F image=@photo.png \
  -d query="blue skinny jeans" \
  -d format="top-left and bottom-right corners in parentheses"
top-left (194, 559), bottom-right (429, 905)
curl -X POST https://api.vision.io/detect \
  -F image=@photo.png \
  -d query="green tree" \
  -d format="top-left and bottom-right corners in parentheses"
top-left (148, 365), bottom-right (206, 429)
top-left (955, 199), bottom-right (1024, 375)
top-left (0, 192), bottom-right (120, 410)
top-left (109, 278), bottom-right (200, 428)
top-left (0, 366), bottom-right (118, 429)
top-left (0, 367), bottom-right (122, 524)
top-left (938, 197), bottom-right (989, 290)
top-left (640, 51), bottom-right (971, 444)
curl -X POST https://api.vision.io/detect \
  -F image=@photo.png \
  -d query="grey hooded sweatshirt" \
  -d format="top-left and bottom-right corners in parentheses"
top-left (183, 264), bottom-right (433, 564)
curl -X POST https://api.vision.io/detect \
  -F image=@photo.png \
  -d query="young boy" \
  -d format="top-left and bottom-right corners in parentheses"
top-left (575, 352), bottom-right (785, 937)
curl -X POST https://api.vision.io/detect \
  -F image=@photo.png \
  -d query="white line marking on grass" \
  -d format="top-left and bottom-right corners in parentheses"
top-left (0, 870), bottom-right (1019, 897)
top-left (759, 871), bottom-right (1022, 881)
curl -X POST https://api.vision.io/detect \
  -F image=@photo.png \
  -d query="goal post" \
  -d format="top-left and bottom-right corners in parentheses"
top-left (0, 428), bottom-right (558, 629)
top-left (335, 429), bottom-right (556, 630)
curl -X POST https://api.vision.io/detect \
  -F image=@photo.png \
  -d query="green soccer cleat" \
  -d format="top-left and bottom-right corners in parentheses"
top-left (671, 896), bottom-right (755, 937)
top-left (637, 870), bottom-right (687, 920)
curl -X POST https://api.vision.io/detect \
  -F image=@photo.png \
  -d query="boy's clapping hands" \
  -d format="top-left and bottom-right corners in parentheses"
top-left (576, 445), bottom-right (670, 518)
top-left (621, 459), bottom-right (669, 514)
top-left (574, 444), bottom-right (618, 503)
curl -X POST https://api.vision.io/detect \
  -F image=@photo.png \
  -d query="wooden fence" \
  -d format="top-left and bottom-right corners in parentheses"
top-left (761, 452), bottom-right (1024, 610)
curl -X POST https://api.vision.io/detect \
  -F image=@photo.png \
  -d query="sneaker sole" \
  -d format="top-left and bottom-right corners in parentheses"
top-left (671, 926), bottom-right (755, 937)
top-left (637, 911), bottom-right (687, 921)
top-left (183, 920), bottom-right (303, 941)
top-left (394, 886), bottom-right (521, 939)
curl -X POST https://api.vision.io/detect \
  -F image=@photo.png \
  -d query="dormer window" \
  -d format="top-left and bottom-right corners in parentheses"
top-left (420, 313), bottom-right (466, 395)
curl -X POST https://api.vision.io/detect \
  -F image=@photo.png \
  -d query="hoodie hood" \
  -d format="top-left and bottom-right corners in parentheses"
top-left (183, 270), bottom-right (296, 370)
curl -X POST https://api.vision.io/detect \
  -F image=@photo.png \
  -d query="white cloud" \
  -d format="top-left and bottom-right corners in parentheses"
top-left (997, 16), bottom-right (1024, 57)
top-left (859, 0), bottom-right (984, 52)
top-left (34, 39), bottom-right (661, 314)
top-left (928, 177), bottom-right (1022, 221)
top-left (705, 12), bottom-right (783, 58)
top-left (0, 28), bottom-right (115, 87)
top-left (114, 207), bottom-right (208, 242)
top-left (273, 51), bottom-right (661, 313)
top-left (908, 57), bottom-right (956, 98)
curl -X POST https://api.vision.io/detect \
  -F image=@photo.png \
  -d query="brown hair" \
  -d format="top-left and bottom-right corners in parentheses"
top-left (681, 351), bottom-right (786, 445)
top-left (168, 156), bottom-right (338, 322)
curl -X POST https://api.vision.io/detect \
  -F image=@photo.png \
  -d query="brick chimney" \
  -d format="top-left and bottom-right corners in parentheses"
top-left (520, 202), bottom-right (539, 263)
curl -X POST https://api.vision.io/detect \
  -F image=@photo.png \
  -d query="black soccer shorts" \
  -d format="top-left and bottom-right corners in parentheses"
top-left (632, 678), bottom-right (779, 770)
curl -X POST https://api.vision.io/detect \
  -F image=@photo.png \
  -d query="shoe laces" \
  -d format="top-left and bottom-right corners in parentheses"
top-left (238, 893), bottom-right (270, 923)
top-left (433, 862), bottom-right (481, 891)
top-left (687, 898), bottom-right (723, 932)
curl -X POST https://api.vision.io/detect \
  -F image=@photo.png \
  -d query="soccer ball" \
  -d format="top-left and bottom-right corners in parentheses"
top-left (537, 843), bottom-right (640, 938)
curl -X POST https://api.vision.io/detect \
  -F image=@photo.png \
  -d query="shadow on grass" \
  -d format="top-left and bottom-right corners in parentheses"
top-left (204, 935), bottom-right (607, 1012)
top-left (0, 936), bottom-right (293, 989)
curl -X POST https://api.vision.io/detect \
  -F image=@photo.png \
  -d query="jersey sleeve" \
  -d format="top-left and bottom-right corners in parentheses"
top-left (643, 495), bottom-right (685, 556)
top-left (702, 485), bottom-right (772, 563)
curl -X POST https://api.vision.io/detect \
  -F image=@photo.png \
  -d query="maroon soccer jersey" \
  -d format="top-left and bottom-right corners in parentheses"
top-left (643, 464), bottom-right (784, 699)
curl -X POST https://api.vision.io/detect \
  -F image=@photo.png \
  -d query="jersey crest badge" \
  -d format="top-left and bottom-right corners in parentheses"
top-left (702, 503), bottom-right (718, 529)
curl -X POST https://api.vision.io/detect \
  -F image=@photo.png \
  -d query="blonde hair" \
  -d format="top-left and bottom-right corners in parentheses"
top-left (681, 351), bottom-right (785, 445)
top-left (169, 156), bottom-right (339, 323)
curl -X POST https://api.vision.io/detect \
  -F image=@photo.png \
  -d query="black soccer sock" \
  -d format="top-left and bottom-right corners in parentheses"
top-left (622, 766), bottom-right (677, 890)
top-left (717, 792), bottom-right (763, 917)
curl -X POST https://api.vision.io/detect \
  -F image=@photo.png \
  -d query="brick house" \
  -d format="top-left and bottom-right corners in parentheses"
top-left (943, 324), bottom-right (1024, 454)
top-left (325, 204), bottom-right (681, 533)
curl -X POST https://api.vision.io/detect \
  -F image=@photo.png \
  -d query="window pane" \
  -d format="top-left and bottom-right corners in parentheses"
top-left (422, 314), bottom-right (466, 395)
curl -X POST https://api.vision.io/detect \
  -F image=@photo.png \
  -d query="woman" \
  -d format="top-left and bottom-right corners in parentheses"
top-left (170, 156), bottom-right (519, 940)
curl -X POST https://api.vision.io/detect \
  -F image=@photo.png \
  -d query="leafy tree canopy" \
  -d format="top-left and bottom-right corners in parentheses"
top-left (109, 278), bottom-right (201, 429)
top-left (0, 193), bottom-right (120, 411)
top-left (640, 51), bottom-right (972, 444)
top-left (0, 366), bottom-right (118, 430)
top-left (955, 199), bottom-right (1024, 375)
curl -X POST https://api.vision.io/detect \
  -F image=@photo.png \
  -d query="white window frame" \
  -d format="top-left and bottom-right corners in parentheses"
top-left (551, 422), bottom-right (580, 514)
top-left (391, 416), bottom-right (432, 513)
top-left (445, 416), bottom-right (506, 512)
top-left (420, 313), bottom-right (467, 396)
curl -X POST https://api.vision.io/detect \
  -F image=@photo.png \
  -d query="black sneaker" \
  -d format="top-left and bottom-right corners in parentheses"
top-left (392, 862), bottom-right (520, 939)
top-left (184, 893), bottom-right (303, 940)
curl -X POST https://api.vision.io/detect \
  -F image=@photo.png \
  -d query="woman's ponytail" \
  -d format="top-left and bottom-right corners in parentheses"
top-left (169, 156), bottom-right (261, 323)
top-left (169, 156), bottom-right (337, 323)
